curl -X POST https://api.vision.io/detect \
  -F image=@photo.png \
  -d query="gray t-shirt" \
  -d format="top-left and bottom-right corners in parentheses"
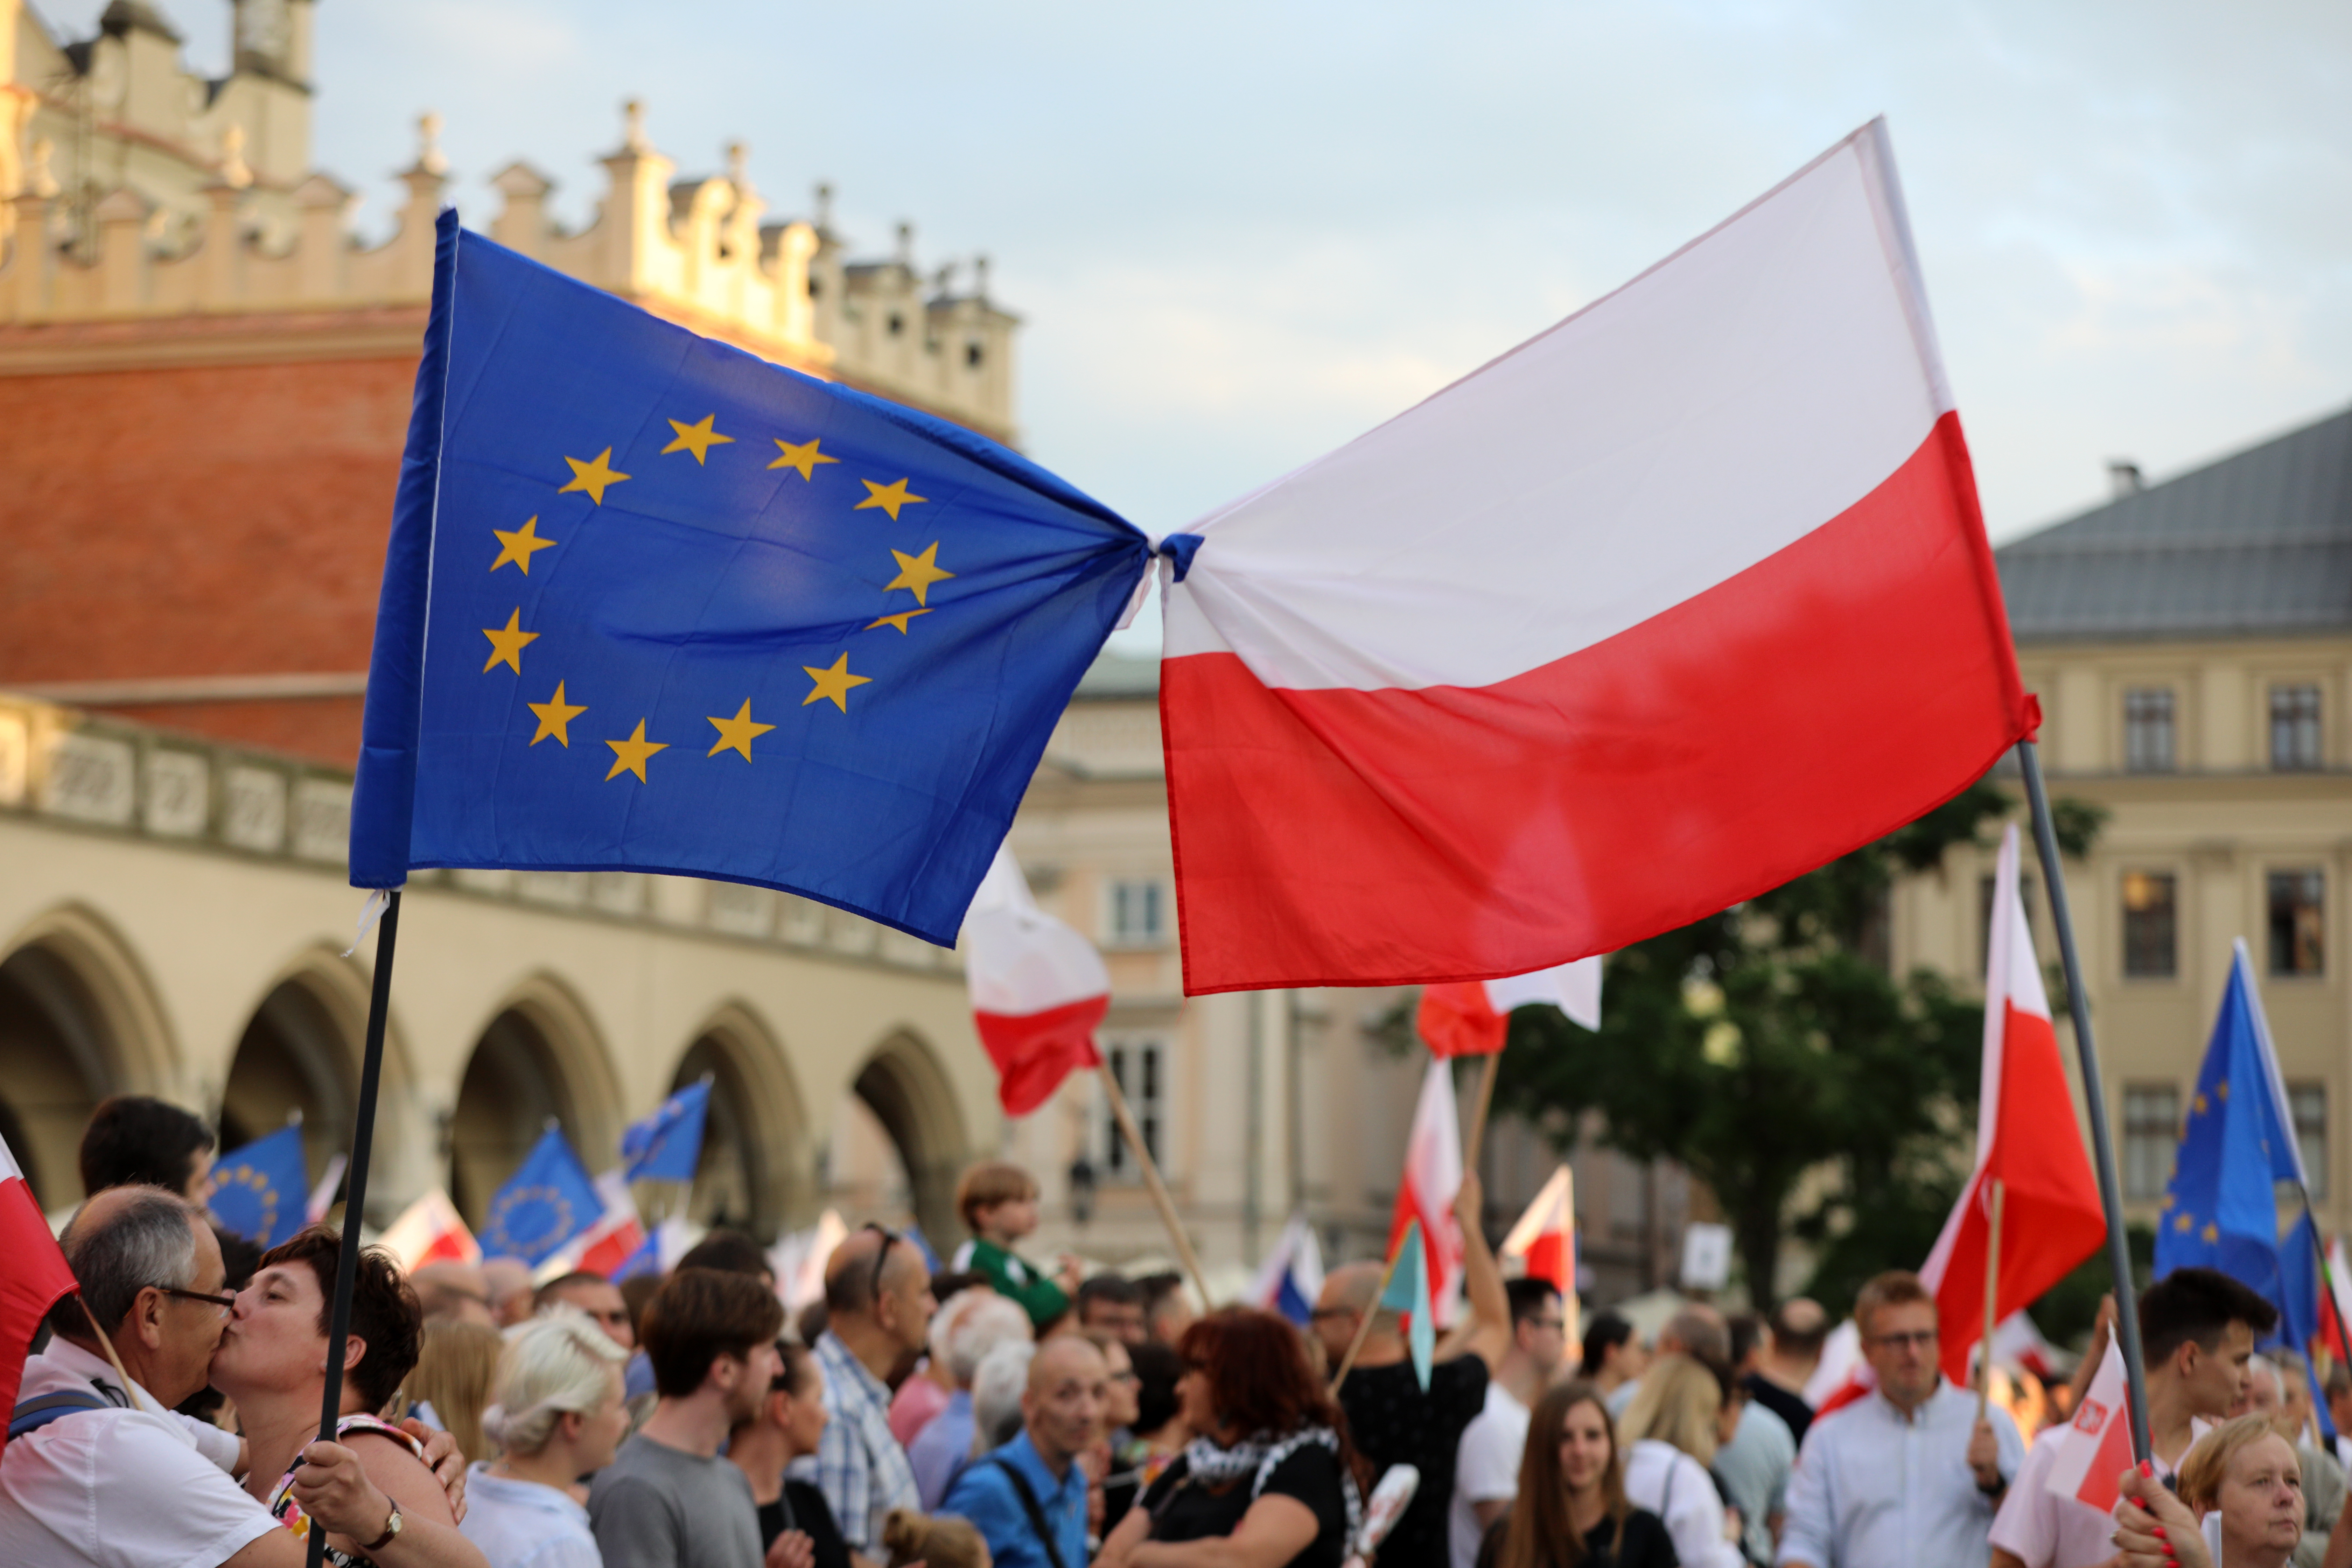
top-left (588, 1433), bottom-right (765, 1568)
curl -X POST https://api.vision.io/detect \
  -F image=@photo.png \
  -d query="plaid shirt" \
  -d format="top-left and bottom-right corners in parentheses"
top-left (797, 1329), bottom-right (919, 1551)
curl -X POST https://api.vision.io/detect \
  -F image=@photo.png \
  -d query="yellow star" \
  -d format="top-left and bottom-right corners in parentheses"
top-left (526, 681), bottom-right (586, 747)
top-left (2216, 1080), bottom-right (2229, 1100)
top-left (481, 609), bottom-right (538, 674)
top-left (2175, 1212), bottom-right (2193, 1232)
top-left (661, 415), bottom-right (735, 464)
top-left (2202, 1222), bottom-right (2218, 1244)
top-left (705, 699), bottom-right (776, 762)
top-left (2193, 1093), bottom-right (2208, 1115)
top-left (884, 542), bottom-right (955, 606)
top-left (855, 477), bottom-right (927, 520)
top-left (801, 652), bottom-right (872, 712)
top-left (559, 448), bottom-right (631, 504)
top-left (866, 609), bottom-right (933, 634)
top-left (769, 437), bottom-right (840, 481)
top-left (491, 515), bottom-right (559, 574)
top-left (603, 719), bottom-right (668, 782)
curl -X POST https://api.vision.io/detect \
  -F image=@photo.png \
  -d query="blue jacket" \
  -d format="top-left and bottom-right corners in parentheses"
top-left (940, 1429), bottom-right (1089, 1568)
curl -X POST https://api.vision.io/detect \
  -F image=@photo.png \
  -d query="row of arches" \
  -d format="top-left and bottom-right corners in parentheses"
top-left (0, 903), bottom-right (972, 1242)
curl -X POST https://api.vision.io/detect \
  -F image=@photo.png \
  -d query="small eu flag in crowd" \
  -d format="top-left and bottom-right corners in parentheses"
top-left (622, 1080), bottom-right (712, 1184)
top-left (349, 212), bottom-right (1150, 944)
top-left (209, 1125), bottom-right (308, 1249)
top-left (480, 1125), bottom-right (602, 1266)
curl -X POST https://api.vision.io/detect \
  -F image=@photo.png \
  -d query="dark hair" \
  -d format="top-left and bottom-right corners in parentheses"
top-left (1582, 1310), bottom-right (1634, 1372)
top-left (1078, 1274), bottom-right (1144, 1317)
top-left (1176, 1308), bottom-right (1370, 1488)
top-left (1769, 1297), bottom-right (1830, 1358)
top-left (772, 1337), bottom-right (817, 1395)
top-left (1728, 1311), bottom-right (1763, 1369)
top-left (2141, 1267), bottom-right (2280, 1366)
top-left (1497, 1380), bottom-right (1628, 1568)
top-left (677, 1230), bottom-right (769, 1279)
top-left (643, 1267), bottom-right (785, 1398)
top-left (262, 1224), bottom-right (422, 1414)
top-left (1136, 1270), bottom-right (1186, 1325)
top-left (619, 1271), bottom-right (662, 1336)
top-left (796, 1297), bottom-right (829, 1346)
top-left (1129, 1339), bottom-right (1183, 1434)
top-left (1505, 1277), bottom-right (1560, 1330)
top-left (79, 1096), bottom-right (213, 1197)
top-left (214, 1222), bottom-right (264, 1293)
top-left (929, 1270), bottom-right (986, 1302)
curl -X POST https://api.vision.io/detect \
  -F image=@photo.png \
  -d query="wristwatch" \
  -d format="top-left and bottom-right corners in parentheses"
top-left (359, 1503), bottom-right (403, 1555)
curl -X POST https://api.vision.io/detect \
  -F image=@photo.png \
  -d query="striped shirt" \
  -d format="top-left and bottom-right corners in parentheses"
top-left (794, 1331), bottom-right (918, 1552)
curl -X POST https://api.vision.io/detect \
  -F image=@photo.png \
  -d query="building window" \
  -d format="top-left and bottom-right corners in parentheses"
top-left (1107, 879), bottom-right (1167, 947)
top-left (966, 341), bottom-right (985, 369)
top-left (887, 312), bottom-right (904, 337)
top-left (2269, 870), bottom-right (2325, 976)
top-left (2122, 871), bottom-right (2177, 978)
top-left (2291, 1083), bottom-right (2329, 1202)
top-left (2123, 1085), bottom-right (2179, 1201)
top-left (2124, 688), bottom-right (2176, 772)
top-left (1101, 1039), bottom-right (1166, 1177)
top-left (1978, 872), bottom-right (2039, 974)
top-left (2271, 685), bottom-right (2323, 771)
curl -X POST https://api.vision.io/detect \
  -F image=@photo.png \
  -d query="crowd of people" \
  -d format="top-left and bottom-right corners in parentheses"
top-left (7, 1094), bottom-right (2352, 1568)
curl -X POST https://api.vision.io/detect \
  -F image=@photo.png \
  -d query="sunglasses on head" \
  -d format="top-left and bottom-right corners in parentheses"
top-left (860, 1222), bottom-right (901, 1302)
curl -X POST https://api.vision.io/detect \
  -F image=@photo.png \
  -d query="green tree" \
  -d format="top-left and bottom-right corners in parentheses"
top-left (1495, 780), bottom-right (2105, 1305)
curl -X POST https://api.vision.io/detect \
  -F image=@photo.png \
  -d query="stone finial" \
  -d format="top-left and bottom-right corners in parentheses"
top-left (895, 220), bottom-right (913, 266)
top-left (621, 99), bottom-right (649, 153)
top-left (813, 181), bottom-right (834, 230)
top-left (413, 112), bottom-right (448, 176)
top-left (973, 253), bottom-right (990, 301)
top-left (219, 124), bottom-right (253, 189)
top-left (727, 141), bottom-right (750, 190)
top-left (25, 137), bottom-right (60, 199)
top-left (933, 262), bottom-right (956, 297)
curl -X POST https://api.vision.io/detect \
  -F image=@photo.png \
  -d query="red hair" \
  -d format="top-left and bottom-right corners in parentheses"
top-left (1177, 1308), bottom-right (1370, 1487)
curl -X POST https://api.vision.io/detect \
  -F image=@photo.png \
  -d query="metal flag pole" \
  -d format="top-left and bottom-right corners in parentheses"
top-left (1095, 1062), bottom-right (1214, 1312)
top-left (307, 890), bottom-right (402, 1568)
top-left (2018, 740), bottom-right (2153, 1463)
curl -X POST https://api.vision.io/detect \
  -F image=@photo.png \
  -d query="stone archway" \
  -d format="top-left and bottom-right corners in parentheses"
top-left (668, 1002), bottom-right (809, 1243)
top-left (851, 1028), bottom-right (972, 1247)
top-left (0, 904), bottom-right (177, 1209)
top-left (448, 975), bottom-right (621, 1228)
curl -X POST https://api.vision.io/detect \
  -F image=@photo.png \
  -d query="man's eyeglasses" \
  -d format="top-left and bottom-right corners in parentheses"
top-left (1527, 1317), bottom-right (1567, 1333)
top-left (158, 1286), bottom-right (238, 1316)
top-left (1867, 1329), bottom-right (1939, 1351)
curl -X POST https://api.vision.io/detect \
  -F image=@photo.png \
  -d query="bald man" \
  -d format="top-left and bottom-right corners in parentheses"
top-left (797, 1227), bottom-right (936, 1561)
top-left (1313, 1169), bottom-right (1511, 1568)
top-left (943, 1336), bottom-right (1105, 1568)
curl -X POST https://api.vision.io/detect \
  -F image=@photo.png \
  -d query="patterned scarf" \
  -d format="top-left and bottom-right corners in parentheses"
top-left (1175, 1426), bottom-right (1364, 1543)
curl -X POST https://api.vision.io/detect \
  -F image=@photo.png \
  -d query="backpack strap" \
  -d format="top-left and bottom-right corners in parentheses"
top-left (987, 1456), bottom-right (1072, 1568)
top-left (9, 1388), bottom-right (113, 1439)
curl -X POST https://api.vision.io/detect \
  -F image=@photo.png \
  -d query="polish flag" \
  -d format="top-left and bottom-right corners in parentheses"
top-left (534, 1169), bottom-right (645, 1283)
top-left (1389, 1060), bottom-right (1465, 1323)
top-left (1157, 119), bottom-right (2035, 994)
top-left (2045, 1340), bottom-right (2136, 1513)
top-left (964, 847), bottom-right (1107, 1116)
top-left (1500, 1165), bottom-right (1575, 1298)
top-left (378, 1189), bottom-right (481, 1273)
top-left (1918, 824), bottom-right (2106, 1384)
top-left (1417, 957), bottom-right (1604, 1058)
top-left (2320, 1238), bottom-right (2352, 1365)
top-left (1, 1133), bottom-right (76, 1456)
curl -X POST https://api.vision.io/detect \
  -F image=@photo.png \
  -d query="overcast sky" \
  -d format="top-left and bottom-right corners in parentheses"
top-left (38, 1), bottom-right (2352, 639)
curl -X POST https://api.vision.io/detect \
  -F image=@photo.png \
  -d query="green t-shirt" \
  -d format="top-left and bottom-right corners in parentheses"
top-left (966, 1236), bottom-right (1070, 1330)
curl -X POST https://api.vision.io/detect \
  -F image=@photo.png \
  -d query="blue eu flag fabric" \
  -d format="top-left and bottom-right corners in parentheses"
top-left (622, 1080), bottom-right (711, 1184)
top-left (2156, 948), bottom-right (2302, 1322)
top-left (350, 212), bottom-right (1152, 944)
top-left (210, 1125), bottom-right (308, 1249)
top-left (481, 1125), bottom-right (603, 1265)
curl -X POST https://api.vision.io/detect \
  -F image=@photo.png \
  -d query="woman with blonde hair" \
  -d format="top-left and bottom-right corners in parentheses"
top-left (403, 1318), bottom-right (506, 1468)
top-left (1483, 1381), bottom-right (1673, 1568)
top-left (458, 1309), bottom-right (631, 1568)
top-left (2173, 1412), bottom-right (2303, 1568)
top-left (881, 1508), bottom-right (990, 1568)
top-left (1617, 1354), bottom-right (1743, 1568)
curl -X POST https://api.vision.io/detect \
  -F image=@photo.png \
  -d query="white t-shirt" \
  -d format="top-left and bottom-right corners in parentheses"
top-left (460, 1463), bottom-right (604, 1568)
top-left (1988, 1419), bottom-right (2203, 1568)
top-left (0, 1339), bottom-right (279, 1568)
top-left (1449, 1382), bottom-right (1531, 1568)
top-left (1625, 1438), bottom-right (1745, 1568)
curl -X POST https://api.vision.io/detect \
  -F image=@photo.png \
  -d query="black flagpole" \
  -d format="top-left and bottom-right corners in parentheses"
top-left (2018, 740), bottom-right (2152, 1463)
top-left (308, 890), bottom-right (401, 1568)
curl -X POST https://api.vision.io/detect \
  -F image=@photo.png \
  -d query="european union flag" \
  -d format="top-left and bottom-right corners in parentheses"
top-left (210, 1125), bottom-right (308, 1249)
top-left (2156, 942), bottom-right (2302, 1318)
top-left (481, 1125), bottom-right (603, 1265)
top-left (622, 1080), bottom-right (711, 1184)
top-left (350, 212), bottom-right (1151, 943)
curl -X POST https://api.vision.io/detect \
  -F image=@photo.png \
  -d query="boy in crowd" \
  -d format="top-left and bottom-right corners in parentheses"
top-left (950, 1161), bottom-right (1078, 1333)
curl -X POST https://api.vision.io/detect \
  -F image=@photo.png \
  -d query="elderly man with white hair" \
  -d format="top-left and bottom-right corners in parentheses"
top-left (905, 1290), bottom-right (1034, 1510)
top-left (2235, 1351), bottom-right (2347, 1568)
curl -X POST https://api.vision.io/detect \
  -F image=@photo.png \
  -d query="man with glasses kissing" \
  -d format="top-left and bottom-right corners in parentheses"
top-left (1448, 1277), bottom-right (1572, 1568)
top-left (0, 1185), bottom-right (467, 1568)
top-left (1778, 1269), bottom-right (2022, 1568)
top-left (797, 1225), bottom-right (936, 1564)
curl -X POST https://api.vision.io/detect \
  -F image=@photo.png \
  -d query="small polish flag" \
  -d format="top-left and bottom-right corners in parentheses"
top-left (377, 1189), bottom-right (481, 1272)
top-left (534, 1169), bottom-right (646, 1284)
top-left (1500, 1166), bottom-right (1576, 1298)
top-left (1416, 958), bottom-right (1604, 1059)
top-left (2319, 1237), bottom-right (2352, 1366)
top-left (963, 847), bottom-right (1108, 1116)
top-left (305, 1152), bottom-right (349, 1225)
top-left (1, 1133), bottom-right (77, 1456)
top-left (1388, 1060), bottom-right (1465, 1324)
top-left (2045, 1340), bottom-right (2136, 1514)
top-left (1989, 1310), bottom-right (2061, 1383)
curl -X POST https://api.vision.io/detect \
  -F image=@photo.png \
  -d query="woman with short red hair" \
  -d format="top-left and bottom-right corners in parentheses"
top-left (1096, 1307), bottom-right (1367, 1568)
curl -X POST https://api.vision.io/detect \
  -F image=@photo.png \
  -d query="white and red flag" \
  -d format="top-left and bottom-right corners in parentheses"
top-left (962, 847), bottom-right (1108, 1116)
top-left (1, 1133), bottom-right (76, 1456)
top-left (1157, 119), bottom-right (2035, 993)
top-left (2319, 1237), bottom-right (2352, 1362)
top-left (535, 1169), bottom-right (645, 1283)
top-left (1500, 1165), bottom-right (1575, 1296)
top-left (2045, 1340), bottom-right (2136, 1513)
top-left (1917, 823), bottom-right (2106, 1385)
top-left (1416, 958), bottom-right (1603, 1059)
top-left (377, 1189), bottom-right (481, 1273)
top-left (1389, 1060), bottom-right (1466, 1323)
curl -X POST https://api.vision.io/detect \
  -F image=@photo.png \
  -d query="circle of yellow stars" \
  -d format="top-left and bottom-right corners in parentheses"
top-left (480, 413), bottom-right (954, 784)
